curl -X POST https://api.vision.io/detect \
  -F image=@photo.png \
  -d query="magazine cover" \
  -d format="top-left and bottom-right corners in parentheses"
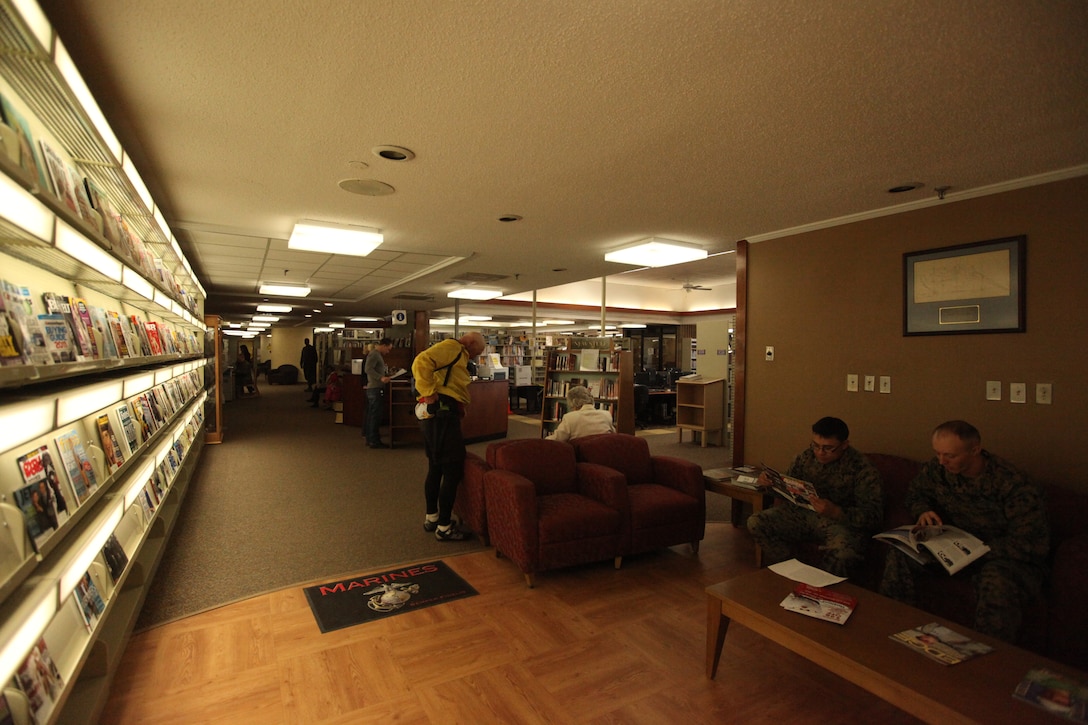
top-left (73, 570), bottom-right (106, 631)
top-left (42, 292), bottom-right (92, 360)
top-left (1013, 668), bottom-right (1088, 722)
top-left (763, 465), bottom-right (818, 510)
top-left (1, 280), bottom-right (53, 367)
top-left (873, 525), bottom-right (990, 575)
top-left (16, 444), bottom-right (70, 526)
top-left (0, 93), bottom-right (49, 189)
top-left (890, 622), bottom-right (993, 665)
top-left (102, 533), bottom-right (129, 583)
top-left (780, 582), bottom-right (857, 625)
top-left (15, 637), bottom-right (64, 724)
top-left (86, 305), bottom-right (118, 359)
top-left (114, 403), bottom-right (140, 455)
top-left (38, 139), bottom-right (80, 215)
top-left (71, 298), bottom-right (100, 359)
top-left (53, 429), bottom-right (97, 505)
top-left (37, 313), bottom-right (75, 363)
top-left (95, 414), bottom-right (125, 472)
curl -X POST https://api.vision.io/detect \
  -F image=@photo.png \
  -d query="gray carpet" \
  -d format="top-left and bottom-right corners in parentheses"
top-left (136, 383), bottom-right (732, 629)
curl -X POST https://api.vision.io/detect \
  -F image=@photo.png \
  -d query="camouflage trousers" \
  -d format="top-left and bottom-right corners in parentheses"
top-left (879, 549), bottom-right (1041, 642)
top-left (746, 505), bottom-right (866, 578)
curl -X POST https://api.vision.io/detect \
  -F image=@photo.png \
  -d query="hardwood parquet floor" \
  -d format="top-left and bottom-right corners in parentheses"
top-left (101, 523), bottom-right (922, 724)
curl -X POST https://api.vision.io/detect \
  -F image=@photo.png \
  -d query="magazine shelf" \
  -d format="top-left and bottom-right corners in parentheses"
top-left (0, 1), bottom-right (210, 722)
top-left (540, 344), bottom-right (634, 438)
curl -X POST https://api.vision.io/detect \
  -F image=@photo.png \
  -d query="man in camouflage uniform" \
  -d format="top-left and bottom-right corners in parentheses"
top-left (879, 420), bottom-right (1049, 642)
top-left (748, 417), bottom-right (883, 577)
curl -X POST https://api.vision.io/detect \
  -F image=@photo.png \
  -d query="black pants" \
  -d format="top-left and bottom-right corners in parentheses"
top-left (420, 411), bottom-right (465, 526)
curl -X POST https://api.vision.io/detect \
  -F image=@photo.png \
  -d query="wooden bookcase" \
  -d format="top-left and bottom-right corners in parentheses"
top-left (540, 346), bottom-right (634, 438)
top-left (388, 379), bottom-right (424, 447)
top-left (0, 4), bottom-right (208, 723)
top-left (675, 377), bottom-right (726, 447)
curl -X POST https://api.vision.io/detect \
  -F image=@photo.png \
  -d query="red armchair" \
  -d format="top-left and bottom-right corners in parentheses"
top-left (454, 452), bottom-right (491, 545)
top-left (571, 433), bottom-right (705, 555)
top-left (483, 439), bottom-right (628, 587)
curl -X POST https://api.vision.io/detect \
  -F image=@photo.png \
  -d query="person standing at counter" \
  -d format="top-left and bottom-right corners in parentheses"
top-left (412, 331), bottom-right (486, 541)
top-left (363, 338), bottom-right (393, 448)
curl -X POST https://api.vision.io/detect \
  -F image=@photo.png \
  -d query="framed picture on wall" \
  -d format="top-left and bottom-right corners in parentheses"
top-left (903, 235), bottom-right (1025, 336)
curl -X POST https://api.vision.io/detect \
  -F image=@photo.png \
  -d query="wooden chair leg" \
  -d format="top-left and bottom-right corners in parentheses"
top-left (614, 556), bottom-right (623, 569)
top-left (524, 573), bottom-right (534, 588)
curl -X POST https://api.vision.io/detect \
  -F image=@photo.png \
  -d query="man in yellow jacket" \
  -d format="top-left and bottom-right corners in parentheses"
top-left (412, 331), bottom-right (486, 541)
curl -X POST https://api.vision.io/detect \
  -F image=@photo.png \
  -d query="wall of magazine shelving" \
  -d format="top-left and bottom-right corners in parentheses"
top-left (0, 1), bottom-right (209, 722)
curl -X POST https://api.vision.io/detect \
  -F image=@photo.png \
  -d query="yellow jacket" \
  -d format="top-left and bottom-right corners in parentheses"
top-left (411, 338), bottom-right (472, 404)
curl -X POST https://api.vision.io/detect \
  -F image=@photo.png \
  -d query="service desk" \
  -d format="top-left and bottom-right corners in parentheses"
top-left (462, 379), bottom-right (509, 442)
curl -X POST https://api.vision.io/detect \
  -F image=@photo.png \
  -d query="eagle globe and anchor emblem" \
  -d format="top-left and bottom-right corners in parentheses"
top-left (363, 581), bottom-right (421, 612)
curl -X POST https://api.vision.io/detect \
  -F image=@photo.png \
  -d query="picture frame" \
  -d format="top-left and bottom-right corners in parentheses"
top-left (903, 235), bottom-right (1025, 336)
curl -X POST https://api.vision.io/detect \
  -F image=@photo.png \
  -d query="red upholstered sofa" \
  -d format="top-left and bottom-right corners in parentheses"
top-left (570, 433), bottom-right (705, 555)
top-left (797, 453), bottom-right (1088, 670)
top-left (483, 439), bottom-right (628, 587)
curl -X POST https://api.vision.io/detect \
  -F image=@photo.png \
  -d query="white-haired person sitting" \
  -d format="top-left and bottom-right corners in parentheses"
top-left (546, 385), bottom-right (616, 442)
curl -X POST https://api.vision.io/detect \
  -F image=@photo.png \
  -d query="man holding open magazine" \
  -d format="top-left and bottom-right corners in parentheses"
top-left (879, 420), bottom-right (1049, 642)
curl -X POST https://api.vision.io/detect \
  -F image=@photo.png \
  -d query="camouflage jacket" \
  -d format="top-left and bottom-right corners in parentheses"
top-left (787, 446), bottom-right (884, 533)
top-left (905, 451), bottom-right (1049, 569)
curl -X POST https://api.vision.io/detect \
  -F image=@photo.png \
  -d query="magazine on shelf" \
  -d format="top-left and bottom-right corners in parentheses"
top-left (102, 533), bottom-right (129, 583)
top-left (1, 280), bottom-right (53, 366)
top-left (889, 622), bottom-right (993, 665)
top-left (0, 93), bottom-right (49, 188)
top-left (779, 582), bottom-right (857, 624)
top-left (38, 139), bottom-right (80, 216)
top-left (113, 403), bottom-right (140, 456)
top-left (16, 444), bottom-right (71, 523)
top-left (41, 292), bottom-right (88, 360)
top-left (53, 429), bottom-right (97, 505)
top-left (73, 570), bottom-right (106, 631)
top-left (15, 637), bottom-right (64, 724)
top-left (37, 313), bottom-right (75, 363)
top-left (95, 414), bottom-right (126, 473)
top-left (873, 525), bottom-right (990, 575)
top-left (1013, 668), bottom-right (1088, 722)
top-left (763, 466), bottom-right (817, 510)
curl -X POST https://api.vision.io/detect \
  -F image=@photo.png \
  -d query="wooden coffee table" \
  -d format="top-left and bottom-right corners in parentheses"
top-left (706, 569), bottom-right (1078, 724)
top-left (703, 476), bottom-right (774, 565)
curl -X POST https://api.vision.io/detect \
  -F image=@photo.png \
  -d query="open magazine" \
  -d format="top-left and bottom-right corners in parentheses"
top-left (873, 525), bottom-right (990, 575)
top-left (779, 583), bottom-right (857, 625)
top-left (763, 466), bottom-right (817, 510)
top-left (890, 622), bottom-right (993, 665)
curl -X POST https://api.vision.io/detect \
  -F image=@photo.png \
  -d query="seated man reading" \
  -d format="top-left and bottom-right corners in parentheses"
top-left (747, 416), bottom-right (883, 578)
top-left (879, 420), bottom-right (1049, 642)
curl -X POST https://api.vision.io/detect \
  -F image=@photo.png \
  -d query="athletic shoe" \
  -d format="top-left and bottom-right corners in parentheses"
top-left (435, 525), bottom-right (471, 542)
top-left (423, 519), bottom-right (438, 532)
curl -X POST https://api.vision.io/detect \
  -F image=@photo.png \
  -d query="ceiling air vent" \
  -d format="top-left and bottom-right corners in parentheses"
top-left (393, 292), bottom-right (435, 301)
top-left (444, 272), bottom-right (509, 284)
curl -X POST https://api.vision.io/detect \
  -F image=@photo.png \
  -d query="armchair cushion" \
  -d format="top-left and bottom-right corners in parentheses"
top-left (455, 452), bottom-right (490, 544)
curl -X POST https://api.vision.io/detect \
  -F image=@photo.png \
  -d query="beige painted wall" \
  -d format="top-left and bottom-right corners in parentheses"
top-left (742, 176), bottom-right (1087, 489)
top-left (270, 327), bottom-right (314, 369)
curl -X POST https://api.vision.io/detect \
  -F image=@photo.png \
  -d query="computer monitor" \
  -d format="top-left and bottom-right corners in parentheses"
top-left (634, 371), bottom-right (652, 386)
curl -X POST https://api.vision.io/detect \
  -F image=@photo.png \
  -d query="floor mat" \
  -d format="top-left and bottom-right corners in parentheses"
top-left (303, 560), bottom-right (478, 633)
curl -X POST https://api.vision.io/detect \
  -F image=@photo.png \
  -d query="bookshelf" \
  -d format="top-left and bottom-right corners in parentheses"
top-left (388, 379), bottom-right (423, 447)
top-left (0, 2), bottom-right (209, 723)
top-left (540, 344), bottom-right (634, 438)
top-left (675, 377), bottom-right (726, 447)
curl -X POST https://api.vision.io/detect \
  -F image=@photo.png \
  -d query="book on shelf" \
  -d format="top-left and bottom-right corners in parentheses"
top-left (779, 582), bottom-right (857, 624)
top-left (15, 637), bottom-right (64, 725)
top-left (73, 570), bottom-right (106, 632)
top-left (53, 429), bottom-right (98, 505)
top-left (873, 524), bottom-right (990, 575)
top-left (95, 413), bottom-right (126, 473)
top-left (889, 622), bottom-right (993, 665)
top-left (1013, 667), bottom-right (1088, 722)
top-left (763, 465), bottom-right (817, 510)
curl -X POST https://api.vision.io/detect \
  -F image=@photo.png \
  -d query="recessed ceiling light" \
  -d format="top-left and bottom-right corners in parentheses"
top-left (256, 304), bottom-right (292, 313)
top-left (339, 179), bottom-right (396, 196)
top-left (372, 145), bottom-right (415, 161)
top-left (447, 287), bottom-right (504, 300)
top-left (605, 237), bottom-right (707, 267)
top-left (888, 182), bottom-right (925, 193)
top-left (324, 302), bottom-right (333, 307)
top-left (258, 282), bottom-right (311, 297)
top-left (288, 220), bottom-right (383, 255)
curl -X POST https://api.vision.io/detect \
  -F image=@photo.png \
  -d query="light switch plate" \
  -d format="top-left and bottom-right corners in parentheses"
top-left (986, 381), bottom-right (1001, 401)
top-left (846, 374), bottom-right (858, 392)
top-left (1010, 382), bottom-right (1026, 403)
top-left (864, 375), bottom-right (875, 392)
top-left (1036, 383), bottom-right (1052, 405)
top-left (879, 376), bottom-right (891, 394)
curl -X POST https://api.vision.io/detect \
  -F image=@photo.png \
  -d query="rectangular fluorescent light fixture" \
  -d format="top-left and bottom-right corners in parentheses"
top-left (251, 315), bottom-right (279, 323)
top-left (605, 237), bottom-right (707, 267)
top-left (59, 497), bottom-right (125, 601)
top-left (259, 282), bottom-right (311, 297)
top-left (56, 221), bottom-right (122, 281)
top-left (447, 287), bottom-right (503, 300)
top-left (288, 220), bottom-right (383, 257)
top-left (257, 304), bottom-right (292, 313)
top-left (312, 326), bottom-right (335, 333)
top-left (349, 316), bottom-right (380, 322)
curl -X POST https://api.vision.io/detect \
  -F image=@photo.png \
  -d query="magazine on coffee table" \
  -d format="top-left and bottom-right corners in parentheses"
top-left (1013, 667), bottom-right (1088, 722)
top-left (889, 622), bottom-right (993, 665)
top-left (873, 525), bottom-right (990, 575)
top-left (779, 582), bottom-right (857, 624)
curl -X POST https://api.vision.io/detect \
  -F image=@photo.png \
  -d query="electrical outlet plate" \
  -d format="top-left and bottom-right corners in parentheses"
top-left (1010, 382), bottom-right (1026, 404)
top-left (846, 374), bottom-right (858, 392)
top-left (1036, 383), bottom-right (1052, 405)
top-left (879, 375), bottom-right (891, 394)
top-left (986, 380), bottom-right (1001, 401)
top-left (863, 375), bottom-right (875, 392)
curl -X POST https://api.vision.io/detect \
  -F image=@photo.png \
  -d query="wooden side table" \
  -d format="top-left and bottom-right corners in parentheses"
top-left (703, 476), bottom-right (774, 566)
